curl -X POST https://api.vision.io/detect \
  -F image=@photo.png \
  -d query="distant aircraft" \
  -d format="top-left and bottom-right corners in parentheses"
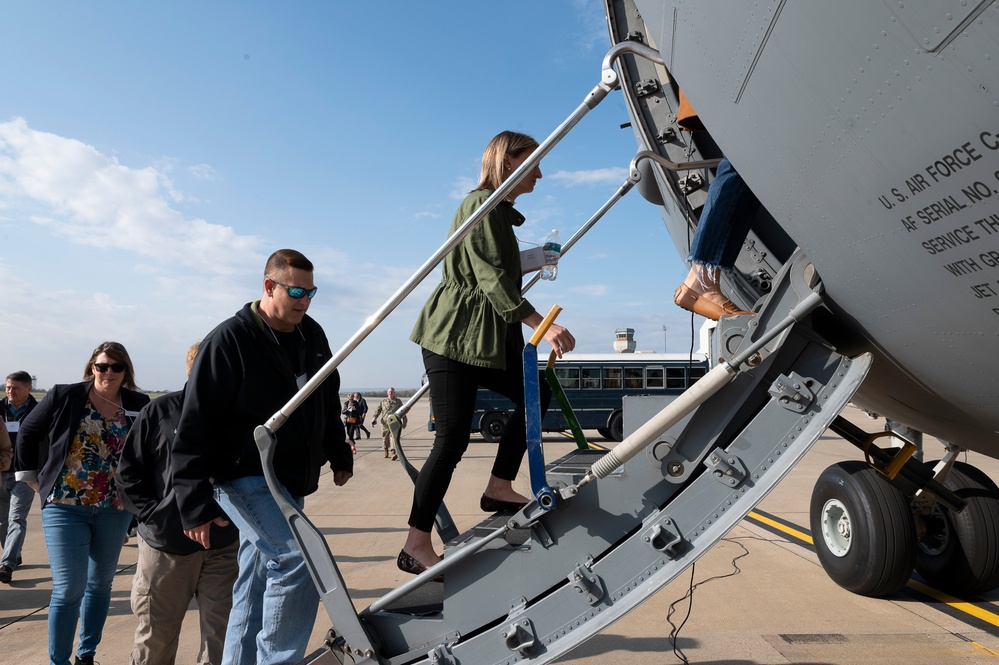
top-left (256, 2), bottom-right (999, 662)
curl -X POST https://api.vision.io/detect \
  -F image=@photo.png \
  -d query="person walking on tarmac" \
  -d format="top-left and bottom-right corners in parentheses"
top-left (371, 387), bottom-right (406, 460)
top-left (354, 392), bottom-right (371, 439)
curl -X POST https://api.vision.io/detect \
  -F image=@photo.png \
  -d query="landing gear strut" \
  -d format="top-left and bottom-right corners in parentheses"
top-left (914, 461), bottom-right (999, 595)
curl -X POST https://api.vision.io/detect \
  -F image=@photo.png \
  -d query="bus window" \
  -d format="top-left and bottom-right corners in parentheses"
top-left (624, 367), bottom-right (644, 389)
top-left (666, 367), bottom-right (686, 389)
top-left (603, 367), bottom-right (622, 389)
top-left (453, 353), bottom-right (709, 443)
top-left (554, 366), bottom-right (580, 390)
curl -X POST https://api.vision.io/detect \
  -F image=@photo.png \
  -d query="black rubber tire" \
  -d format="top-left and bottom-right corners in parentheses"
top-left (597, 427), bottom-right (612, 440)
top-left (608, 411), bottom-right (624, 442)
top-left (810, 461), bottom-right (915, 597)
top-left (914, 461), bottom-right (999, 595)
top-left (479, 412), bottom-right (509, 443)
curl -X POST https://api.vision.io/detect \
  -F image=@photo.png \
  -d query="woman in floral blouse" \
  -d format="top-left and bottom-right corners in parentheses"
top-left (16, 341), bottom-right (150, 665)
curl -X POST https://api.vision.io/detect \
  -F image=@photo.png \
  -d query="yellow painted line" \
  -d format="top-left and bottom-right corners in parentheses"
top-left (747, 510), bottom-right (813, 545)
top-left (907, 579), bottom-right (999, 630)
top-left (745, 511), bottom-right (999, 637)
top-left (971, 640), bottom-right (999, 658)
top-left (552, 430), bottom-right (608, 450)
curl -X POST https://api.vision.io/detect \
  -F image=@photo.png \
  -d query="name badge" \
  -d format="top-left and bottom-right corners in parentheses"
top-left (5, 421), bottom-right (18, 433)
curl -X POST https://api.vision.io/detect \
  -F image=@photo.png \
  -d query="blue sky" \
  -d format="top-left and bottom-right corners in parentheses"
top-left (0, 1), bottom-right (695, 392)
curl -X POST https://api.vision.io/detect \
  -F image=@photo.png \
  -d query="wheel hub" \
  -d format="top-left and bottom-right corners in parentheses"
top-left (821, 498), bottom-right (852, 557)
top-left (915, 505), bottom-right (951, 557)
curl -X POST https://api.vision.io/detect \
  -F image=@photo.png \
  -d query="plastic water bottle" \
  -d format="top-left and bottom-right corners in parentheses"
top-left (540, 229), bottom-right (562, 281)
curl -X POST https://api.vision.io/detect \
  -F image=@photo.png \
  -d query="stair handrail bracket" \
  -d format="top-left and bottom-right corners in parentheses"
top-left (597, 41), bottom-right (666, 99)
top-left (579, 290), bottom-right (825, 488)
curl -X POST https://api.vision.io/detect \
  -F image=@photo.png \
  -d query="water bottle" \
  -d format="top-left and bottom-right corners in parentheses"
top-left (540, 229), bottom-right (562, 281)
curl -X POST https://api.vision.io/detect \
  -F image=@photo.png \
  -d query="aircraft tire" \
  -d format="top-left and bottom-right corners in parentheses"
top-left (479, 412), bottom-right (508, 443)
top-left (914, 461), bottom-right (999, 595)
top-left (810, 461), bottom-right (915, 597)
top-left (608, 411), bottom-right (624, 442)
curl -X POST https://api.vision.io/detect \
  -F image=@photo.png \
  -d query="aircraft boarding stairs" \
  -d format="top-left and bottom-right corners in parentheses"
top-left (249, 42), bottom-right (872, 665)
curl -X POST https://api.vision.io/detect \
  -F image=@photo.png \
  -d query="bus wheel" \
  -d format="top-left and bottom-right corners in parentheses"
top-left (914, 461), bottom-right (999, 595)
top-left (608, 412), bottom-right (624, 442)
top-left (597, 427), bottom-right (612, 440)
top-left (480, 412), bottom-right (509, 443)
top-left (809, 461), bottom-right (915, 597)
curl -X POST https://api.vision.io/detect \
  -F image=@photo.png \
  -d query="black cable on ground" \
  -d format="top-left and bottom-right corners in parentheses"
top-left (665, 537), bottom-right (751, 663)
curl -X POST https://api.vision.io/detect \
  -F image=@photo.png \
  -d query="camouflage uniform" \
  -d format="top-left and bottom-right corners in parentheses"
top-left (371, 396), bottom-right (406, 458)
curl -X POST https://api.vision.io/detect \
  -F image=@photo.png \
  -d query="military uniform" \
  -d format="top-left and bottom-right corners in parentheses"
top-left (371, 396), bottom-right (406, 458)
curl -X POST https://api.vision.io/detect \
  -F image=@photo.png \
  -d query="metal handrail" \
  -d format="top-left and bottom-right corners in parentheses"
top-left (250, 41), bottom-right (678, 658)
top-left (257, 40), bottom-right (668, 436)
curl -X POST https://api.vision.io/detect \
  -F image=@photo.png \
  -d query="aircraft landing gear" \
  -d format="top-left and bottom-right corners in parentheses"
top-left (810, 461), bottom-right (916, 597)
top-left (811, 418), bottom-right (999, 599)
top-left (914, 461), bottom-right (999, 595)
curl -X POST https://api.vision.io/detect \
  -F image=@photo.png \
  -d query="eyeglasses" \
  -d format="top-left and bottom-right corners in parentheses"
top-left (93, 363), bottom-right (126, 374)
top-left (269, 278), bottom-right (318, 300)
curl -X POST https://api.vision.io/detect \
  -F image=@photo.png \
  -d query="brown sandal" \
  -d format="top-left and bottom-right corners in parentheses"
top-left (673, 284), bottom-right (752, 320)
top-left (396, 549), bottom-right (443, 583)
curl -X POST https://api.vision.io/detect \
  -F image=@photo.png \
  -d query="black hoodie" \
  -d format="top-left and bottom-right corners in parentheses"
top-left (171, 301), bottom-right (352, 530)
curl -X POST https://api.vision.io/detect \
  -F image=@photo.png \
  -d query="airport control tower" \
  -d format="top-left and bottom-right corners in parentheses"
top-left (613, 328), bottom-right (636, 353)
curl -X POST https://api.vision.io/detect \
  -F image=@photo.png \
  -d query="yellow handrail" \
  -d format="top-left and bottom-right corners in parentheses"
top-left (528, 304), bottom-right (562, 347)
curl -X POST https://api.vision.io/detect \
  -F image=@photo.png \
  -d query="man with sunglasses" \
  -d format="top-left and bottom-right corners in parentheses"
top-left (171, 248), bottom-right (354, 665)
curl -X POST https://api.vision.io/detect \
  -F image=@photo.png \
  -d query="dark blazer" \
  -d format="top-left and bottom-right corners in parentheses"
top-left (16, 381), bottom-right (150, 507)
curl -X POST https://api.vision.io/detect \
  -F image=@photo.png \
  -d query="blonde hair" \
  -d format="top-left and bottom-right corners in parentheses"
top-left (185, 342), bottom-right (200, 376)
top-left (475, 131), bottom-right (539, 192)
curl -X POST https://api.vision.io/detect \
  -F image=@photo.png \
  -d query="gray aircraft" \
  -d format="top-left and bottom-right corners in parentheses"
top-left (255, 2), bottom-right (999, 663)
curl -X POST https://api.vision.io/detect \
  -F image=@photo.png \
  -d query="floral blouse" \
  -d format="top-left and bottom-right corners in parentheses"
top-left (47, 400), bottom-right (129, 509)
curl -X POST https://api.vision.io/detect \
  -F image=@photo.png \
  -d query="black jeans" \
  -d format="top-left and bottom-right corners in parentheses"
top-left (408, 347), bottom-right (551, 532)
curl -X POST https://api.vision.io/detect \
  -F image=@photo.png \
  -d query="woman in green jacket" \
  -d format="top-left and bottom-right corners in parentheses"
top-left (400, 131), bottom-right (576, 577)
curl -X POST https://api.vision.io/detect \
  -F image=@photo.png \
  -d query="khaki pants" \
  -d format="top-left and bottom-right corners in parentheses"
top-left (380, 426), bottom-right (395, 454)
top-left (130, 537), bottom-right (239, 665)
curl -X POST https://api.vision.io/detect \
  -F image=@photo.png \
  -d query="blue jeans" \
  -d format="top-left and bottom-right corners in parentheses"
top-left (1, 470), bottom-right (35, 569)
top-left (687, 158), bottom-right (760, 270)
top-left (41, 502), bottom-right (132, 665)
top-left (215, 476), bottom-right (319, 665)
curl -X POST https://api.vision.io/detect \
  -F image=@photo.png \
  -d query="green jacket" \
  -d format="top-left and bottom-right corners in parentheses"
top-left (411, 189), bottom-right (536, 369)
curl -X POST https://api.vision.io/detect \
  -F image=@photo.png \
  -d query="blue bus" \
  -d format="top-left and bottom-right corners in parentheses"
top-left (430, 353), bottom-right (709, 442)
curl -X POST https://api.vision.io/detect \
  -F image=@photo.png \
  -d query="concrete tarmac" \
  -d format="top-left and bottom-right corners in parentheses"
top-left (3, 400), bottom-right (999, 664)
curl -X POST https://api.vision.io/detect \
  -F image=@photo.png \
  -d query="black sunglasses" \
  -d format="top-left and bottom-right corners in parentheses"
top-left (93, 362), bottom-right (126, 374)
top-left (270, 278), bottom-right (318, 300)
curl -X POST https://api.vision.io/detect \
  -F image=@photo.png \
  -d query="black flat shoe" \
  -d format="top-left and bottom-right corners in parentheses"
top-left (480, 494), bottom-right (528, 513)
top-left (396, 550), bottom-right (443, 583)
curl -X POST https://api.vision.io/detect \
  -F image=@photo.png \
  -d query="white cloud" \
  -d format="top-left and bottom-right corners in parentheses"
top-left (571, 0), bottom-right (611, 54)
top-left (547, 167), bottom-right (628, 187)
top-left (449, 175), bottom-right (476, 200)
top-left (0, 117), bottom-right (263, 275)
top-left (188, 163), bottom-right (219, 181)
top-left (569, 284), bottom-right (610, 297)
